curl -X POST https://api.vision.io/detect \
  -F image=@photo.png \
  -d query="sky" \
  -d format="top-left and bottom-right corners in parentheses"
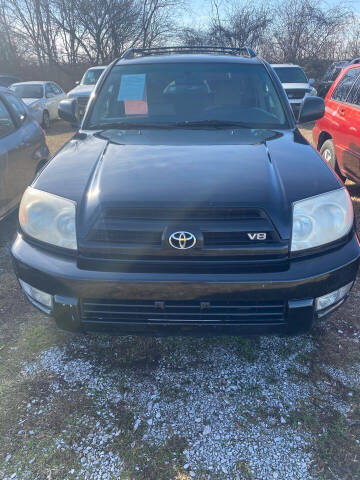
top-left (183, 0), bottom-right (360, 27)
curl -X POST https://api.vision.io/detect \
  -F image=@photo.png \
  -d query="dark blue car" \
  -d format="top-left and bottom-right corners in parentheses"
top-left (0, 87), bottom-right (49, 220)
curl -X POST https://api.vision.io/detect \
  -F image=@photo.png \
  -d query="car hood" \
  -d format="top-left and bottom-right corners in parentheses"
top-left (22, 98), bottom-right (42, 106)
top-left (34, 128), bottom-right (341, 239)
top-left (67, 85), bottom-right (95, 97)
top-left (282, 83), bottom-right (310, 90)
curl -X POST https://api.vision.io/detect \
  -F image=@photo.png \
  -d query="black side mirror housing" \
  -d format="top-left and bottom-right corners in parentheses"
top-left (58, 98), bottom-right (79, 125)
top-left (297, 96), bottom-right (325, 124)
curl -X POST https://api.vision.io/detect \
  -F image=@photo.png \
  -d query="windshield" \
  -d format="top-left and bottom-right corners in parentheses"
top-left (11, 84), bottom-right (43, 99)
top-left (273, 67), bottom-right (308, 84)
top-left (81, 68), bottom-right (105, 85)
top-left (87, 63), bottom-right (288, 129)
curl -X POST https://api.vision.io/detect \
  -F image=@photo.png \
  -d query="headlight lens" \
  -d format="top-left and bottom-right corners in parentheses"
top-left (19, 187), bottom-right (77, 250)
top-left (291, 188), bottom-right (353, 252)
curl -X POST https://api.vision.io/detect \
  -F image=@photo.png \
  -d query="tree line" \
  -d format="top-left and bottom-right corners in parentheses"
top-left (0, 0), bottom-right (359, 86)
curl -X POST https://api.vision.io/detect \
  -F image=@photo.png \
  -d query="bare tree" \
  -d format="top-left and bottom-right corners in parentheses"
top-left (209, 1), bottom-right (272, 51)
top-left (0, 0), bottom-right (20, 71)
top-left (271, 0), bottom-right (352, 63)
top-left (180, 0), bottom-right (272, 53)
top-left (7, 0), bottom-right (61, 66)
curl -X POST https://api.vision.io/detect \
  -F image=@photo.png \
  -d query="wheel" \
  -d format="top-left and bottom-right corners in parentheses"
top-left (320, 139), bottom-right (336, 168)
top-left (42, 110), bottom-right (50, 130)
top-left (320, 139), bottom-right (346, 181)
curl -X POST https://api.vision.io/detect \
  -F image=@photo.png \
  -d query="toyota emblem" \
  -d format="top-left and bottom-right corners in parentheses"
top-left (169, 231), bottom-right (197, 250)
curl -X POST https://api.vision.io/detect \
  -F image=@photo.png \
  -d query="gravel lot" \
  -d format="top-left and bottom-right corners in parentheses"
top-left (0, 121), bottom-right (359, 480)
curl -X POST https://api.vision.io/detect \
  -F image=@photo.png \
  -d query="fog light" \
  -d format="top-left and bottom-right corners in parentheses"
top-left (19, 280), bottom-right (53, 310)
top-left (315, 282), bottom-right (353, 312)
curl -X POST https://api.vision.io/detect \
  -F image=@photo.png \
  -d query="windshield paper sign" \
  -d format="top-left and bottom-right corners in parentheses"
top-left (118, 74), bottom-right (148, 114)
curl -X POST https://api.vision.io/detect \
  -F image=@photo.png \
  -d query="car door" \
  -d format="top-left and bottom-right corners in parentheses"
top-left (45, 83), bottom-right (58, 119)
top-left (0, 97), bottom-right (17, 219)
top-left (1, 92), bottom-right (40, 207)
top-left (328, 67), bottom-right (360, 170)
top-left (338, 75), bottom-right (360, 181)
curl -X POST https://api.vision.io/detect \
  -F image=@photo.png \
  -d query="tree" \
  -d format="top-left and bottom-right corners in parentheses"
top-left (271, 0), bottom-right (352, 63)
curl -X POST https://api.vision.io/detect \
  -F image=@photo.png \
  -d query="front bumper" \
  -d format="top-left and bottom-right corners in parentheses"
top-left (11, 234), bottom-right (360, 336)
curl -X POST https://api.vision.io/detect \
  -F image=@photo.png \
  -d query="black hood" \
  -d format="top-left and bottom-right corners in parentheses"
top-left (34, 128), bottom-right (341, 239)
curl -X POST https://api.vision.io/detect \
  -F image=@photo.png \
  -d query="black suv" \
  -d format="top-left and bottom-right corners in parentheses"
top-left (317, 59), bottom-right (360, 98)
top-left (12, 46), bottom-right (360, 336)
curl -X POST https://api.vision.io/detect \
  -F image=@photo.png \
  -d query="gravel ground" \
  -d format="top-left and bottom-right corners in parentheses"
top-left (0, 121), bottom-right (359, 480)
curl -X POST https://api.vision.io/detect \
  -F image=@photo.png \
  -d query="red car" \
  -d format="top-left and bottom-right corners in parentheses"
top-left (313, 63), bottom-right (360, 183)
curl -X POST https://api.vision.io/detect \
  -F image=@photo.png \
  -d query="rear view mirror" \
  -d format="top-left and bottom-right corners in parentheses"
top-left (297, 96), bottom-right (325, 124)
top-left (58, 98), bottom-right (79, 125)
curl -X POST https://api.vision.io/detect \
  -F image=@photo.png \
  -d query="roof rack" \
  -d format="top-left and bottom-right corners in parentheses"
top-left (121, 45), bottom-right (257, 60)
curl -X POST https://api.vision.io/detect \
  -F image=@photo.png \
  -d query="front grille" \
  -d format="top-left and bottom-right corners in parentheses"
top-left (80, 205), bottom-right (288, 269)
top-left (81, 299), bottom-right (286, 325)
top-left (203, 231), bottom-right (277, 246)
top-left (87, 229), bottom-right (278, 248)
top-left (103, 206), bottom-right (263, 221)
top-left (286, 89), bottom-right (306, 100)
top-left (89, 230), bottom-right (162, 246)
top-left (77, 96), bottom-right (89, 108)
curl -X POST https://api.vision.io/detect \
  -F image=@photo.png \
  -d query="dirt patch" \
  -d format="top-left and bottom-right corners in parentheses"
top-left (46, 120), bottom-right (74, 156)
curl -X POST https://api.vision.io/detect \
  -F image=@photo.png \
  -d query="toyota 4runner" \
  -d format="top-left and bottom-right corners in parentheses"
top-left (12, 46), bottom-right (360, 336)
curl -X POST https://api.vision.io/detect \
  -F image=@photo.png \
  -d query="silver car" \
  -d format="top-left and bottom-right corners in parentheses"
top-left (67, 66), bottom-right (106, 119)
top-left (10, 81), bottom-right (66, 129)
top-left (271, 64), bottom-right (317, 118)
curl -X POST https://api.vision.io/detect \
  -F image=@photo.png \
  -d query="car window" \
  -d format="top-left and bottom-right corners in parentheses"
top-left (81, 69), bottom-right (105, 85)
top-left (3, 92), bottom-right (27, 124)
top-left (322, 62), bottom-right (348, 83)
top-left (45, 83), bottom-right (57, 98)
top-left (52, 83), bottom-right (64, 95)
top-left (0, 98), bottom-right (16, 138)
top-left (331, 68), bottom-right (360, 102)
top-left (273, 67), bottom-right (308, 83)
top-left (88, 63), bottom-right (288, 129)
top-left (11, 84), bottom-right (43, 99)
top-left (346, 76), bottom-right (360, 106)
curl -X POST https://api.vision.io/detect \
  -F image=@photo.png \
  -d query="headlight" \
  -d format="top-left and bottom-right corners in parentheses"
top-left (291, 188), bottom-right (353, 252)
top-left (19, 187), bottom-right (77, 250)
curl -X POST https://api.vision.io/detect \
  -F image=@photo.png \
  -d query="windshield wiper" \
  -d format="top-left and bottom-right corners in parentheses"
top-left (168, 120), bottom-right (260, 129)
top-left (87, 122), bottom-right (175, 130)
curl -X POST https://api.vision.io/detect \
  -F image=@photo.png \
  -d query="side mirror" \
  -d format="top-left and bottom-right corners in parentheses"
top-left (58, 98), bottom-right (79, 125)
top-left (75, 81), bottom-right (80, 86)
top-left (309, 78), bottom-right (315, 85)
top-left (297, 96), bottom-right (325, 124)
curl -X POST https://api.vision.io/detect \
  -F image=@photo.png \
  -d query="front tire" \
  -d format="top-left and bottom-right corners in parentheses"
top-left (320, 139), bottom-right (346, 181)
top-left (42, 110), bottom-right (50, 130)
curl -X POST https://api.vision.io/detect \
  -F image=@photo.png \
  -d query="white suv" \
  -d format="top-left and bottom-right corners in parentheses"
top-left (272, 64), bottom-right (317, 118)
